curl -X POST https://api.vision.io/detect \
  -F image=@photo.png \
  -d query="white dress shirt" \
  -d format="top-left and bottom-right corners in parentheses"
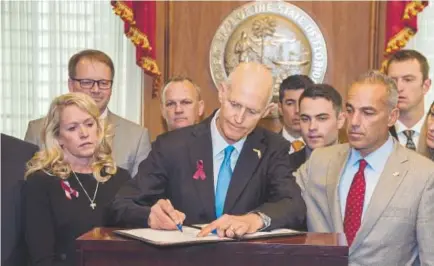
top-left (339, 136), bottom-right (394, 220)
top-left (395, 117), bottom-right (424, 149)
top-left (210, 110), bottom-right (246, 192)
top-left (100, 108), bottom-right (108, 119)
top-left (281, 127), bottom-right (304, 154)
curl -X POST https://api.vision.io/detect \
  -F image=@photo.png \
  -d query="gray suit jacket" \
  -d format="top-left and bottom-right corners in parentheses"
top-left (24, 111), bottom-right (151, 176)
top-left (296, 141), bottom-right (434, 266)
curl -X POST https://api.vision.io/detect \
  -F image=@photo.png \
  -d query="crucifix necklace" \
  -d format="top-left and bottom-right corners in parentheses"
top-left (72, 171), bottom-right (99, 210)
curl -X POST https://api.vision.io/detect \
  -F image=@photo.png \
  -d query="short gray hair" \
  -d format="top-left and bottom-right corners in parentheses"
top-left (161, 76), bottom-right (201, 103)
top-left (351, 70), bottom-right (398, 110)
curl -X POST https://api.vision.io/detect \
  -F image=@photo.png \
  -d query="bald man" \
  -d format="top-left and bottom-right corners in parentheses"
top-left (161, 76), bottom-right (205, 131)
top-left (112, 62), bottom-right (306, 238)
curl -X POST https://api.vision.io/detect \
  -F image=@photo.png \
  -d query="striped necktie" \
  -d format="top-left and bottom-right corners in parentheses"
top-left (403, 130), bottom-right (416, 150)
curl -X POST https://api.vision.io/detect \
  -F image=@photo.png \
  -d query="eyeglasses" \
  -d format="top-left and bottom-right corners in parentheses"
top-left (71, 78), bottom-right (113, 90)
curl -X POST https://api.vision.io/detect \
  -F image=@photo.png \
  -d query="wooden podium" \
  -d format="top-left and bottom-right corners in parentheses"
top-left (76, 228), bottom-right (348, 266)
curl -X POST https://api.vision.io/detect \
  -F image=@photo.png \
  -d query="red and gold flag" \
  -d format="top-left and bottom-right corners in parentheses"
top-left (384, 1), bottom-right (428, 60)
top-left (111, 1), bottom-right (161, 97)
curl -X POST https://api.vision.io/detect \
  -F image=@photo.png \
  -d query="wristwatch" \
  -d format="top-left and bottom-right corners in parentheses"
top-left (255, 211), bottom-right (271, 230)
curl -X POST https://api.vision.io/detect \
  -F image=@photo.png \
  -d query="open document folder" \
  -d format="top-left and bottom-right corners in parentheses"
top-left (114, 226), bottom-right (304, 247)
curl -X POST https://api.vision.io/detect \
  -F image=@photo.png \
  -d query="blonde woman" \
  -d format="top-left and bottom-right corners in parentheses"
top-left (418, 101), bottom-right (434, 160)
top-left (24, 92), bottom-right (130, 266)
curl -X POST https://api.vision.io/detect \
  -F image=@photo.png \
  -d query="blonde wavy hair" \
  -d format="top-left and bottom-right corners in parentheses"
top-left (25, 92), bottom-right (117, 182)
top-left (418, 101), bottom-right (434, 160)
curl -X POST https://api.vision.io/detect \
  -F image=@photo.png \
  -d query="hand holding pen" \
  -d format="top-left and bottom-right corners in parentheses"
top-left (148, 199), bottom-right (186, 231)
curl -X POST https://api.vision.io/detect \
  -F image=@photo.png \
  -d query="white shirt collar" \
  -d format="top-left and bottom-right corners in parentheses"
top-left (395, 116), bottom-right (425, 135)
top-left (281, 127), bottom-right (304, 143)
top-left (210, 109), bottom-right (246, 157)
top-left (100, 108), bottom-right (108, 119)
top-left (348, 136), bottom-right (394, 173)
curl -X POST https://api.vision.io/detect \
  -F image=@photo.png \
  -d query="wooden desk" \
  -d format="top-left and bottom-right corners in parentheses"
top-left (76, 227), bottom-right (348, 266)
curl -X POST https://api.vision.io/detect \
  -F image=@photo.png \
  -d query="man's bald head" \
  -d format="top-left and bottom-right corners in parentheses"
top-left (226, 62), bottom-right (274, 106)
top-left (160, 76), bottom-right (204, 131)
top-left (217, 62), bottom-right (275, 144)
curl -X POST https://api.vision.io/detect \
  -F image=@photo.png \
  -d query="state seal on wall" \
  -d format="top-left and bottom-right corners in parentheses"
top-left (210, 1), bottom-right (328, 100)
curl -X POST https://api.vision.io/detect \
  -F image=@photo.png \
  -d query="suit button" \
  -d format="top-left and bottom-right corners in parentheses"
top-left (59, 253), bottom-right (67, 261)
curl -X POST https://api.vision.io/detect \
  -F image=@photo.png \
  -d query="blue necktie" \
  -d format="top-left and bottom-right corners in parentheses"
top-left (215, 145), bottom-right (235, 218)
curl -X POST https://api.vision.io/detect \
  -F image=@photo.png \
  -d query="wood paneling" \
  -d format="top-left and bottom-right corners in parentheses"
top-left (376, 1), bottom-right (388, 67)
top-left (144, 1), bottom-right (385, 140)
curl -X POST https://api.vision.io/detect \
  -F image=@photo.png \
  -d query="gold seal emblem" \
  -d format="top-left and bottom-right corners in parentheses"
top-left (210, 2), bottom-right (327, 98)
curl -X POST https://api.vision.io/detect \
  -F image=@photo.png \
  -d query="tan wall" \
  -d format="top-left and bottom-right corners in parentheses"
top-left (143, 1), bottom-right (386, 141)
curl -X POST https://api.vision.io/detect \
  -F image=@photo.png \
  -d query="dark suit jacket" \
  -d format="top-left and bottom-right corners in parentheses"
top-left (389, 126), bottom-right (398, 139)
top-left (112, 114), bottom-right (306, 230)
top-left (288, 147), bottom-right (307, 172)
top-left (1, 134), bottom-right (38, 266)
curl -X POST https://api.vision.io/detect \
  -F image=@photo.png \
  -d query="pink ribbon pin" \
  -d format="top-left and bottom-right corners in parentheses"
top-left (60, 180), bottom-right (79, 200)
top-left (193, 160), bottom-right (206, 180)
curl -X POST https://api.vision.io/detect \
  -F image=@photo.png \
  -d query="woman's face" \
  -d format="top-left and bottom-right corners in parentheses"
top-left (426, 105), bottom-right (434, 149)
top-left (57, 105), bottom-right (99, 160)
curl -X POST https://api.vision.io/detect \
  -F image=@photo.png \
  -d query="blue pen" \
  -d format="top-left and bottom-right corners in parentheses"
top-left (176, 223), bottom-right (183, 232)
top-left (166, 199), bottom-right (183, 232)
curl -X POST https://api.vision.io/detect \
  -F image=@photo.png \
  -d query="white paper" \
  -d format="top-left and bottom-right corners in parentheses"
top-left (115, 227), bottom-right (302, 246)
top-left (116, 227), bottom-right (231, 245)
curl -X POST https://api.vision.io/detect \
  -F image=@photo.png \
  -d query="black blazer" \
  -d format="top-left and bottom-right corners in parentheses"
top-left (112, 114), bottom-right (306, 230)
top-left (1, 134), bottom-right (38, 266)
top-left (389, 126), bottom-right (398, 139)
top-left (288, 147), bottom-right (307, 172)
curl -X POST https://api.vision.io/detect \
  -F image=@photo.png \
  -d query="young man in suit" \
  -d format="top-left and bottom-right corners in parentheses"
top-left (1, 134), bottom-right (38, 266)
top-left (160, 76), bottom-right (205, 131)
top-left (296, 70), bottom-right (434, 265)
top-left (289, 84), bottom-right (345, 171)
top-left (278, 75), bottom-right (314, 154)
top-left (385, 49), bottom-right (431, 150)
top-left (112, 62), bottom-right (306, 238)
top-left (24, 49), bottom-right (151, 176)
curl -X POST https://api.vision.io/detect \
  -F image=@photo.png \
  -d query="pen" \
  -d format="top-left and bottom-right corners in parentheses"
top-left (169, 215), bottom-right (182, 232)
top-left (176, 223), bottom-right (183, 232)
top-left (166, 199), bottom-right (183, 232)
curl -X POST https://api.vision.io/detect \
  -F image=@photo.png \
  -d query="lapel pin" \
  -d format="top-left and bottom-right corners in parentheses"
top-left (193, 160), bottom-right (206, 180)
top-left (392, 172), bottom-right (399, 177)
top-left (253, 149), bottom-right (261, 159)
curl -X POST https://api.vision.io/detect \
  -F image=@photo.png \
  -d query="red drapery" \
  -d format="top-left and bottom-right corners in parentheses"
top-left (384, 1), bottom-right (428, 61)
top-left (111, 1), bottom-right (161, 97)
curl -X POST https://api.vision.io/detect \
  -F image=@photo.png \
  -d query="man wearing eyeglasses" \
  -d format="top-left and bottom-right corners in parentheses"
top-left (24, 49), bottom-right (151, 177)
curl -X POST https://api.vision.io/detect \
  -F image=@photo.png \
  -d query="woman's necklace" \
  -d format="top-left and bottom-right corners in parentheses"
top-left (72, 171), bottom-right (99, 210)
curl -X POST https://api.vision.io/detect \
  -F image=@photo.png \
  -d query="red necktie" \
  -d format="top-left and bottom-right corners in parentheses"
top-left (343, 159), bottom-right (367, 246)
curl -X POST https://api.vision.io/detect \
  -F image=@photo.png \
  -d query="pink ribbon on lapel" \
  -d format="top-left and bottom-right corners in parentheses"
top-left (60, 180), bottom-right (79, 200)
top-left (193, 160), bottom-right (206, 180)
